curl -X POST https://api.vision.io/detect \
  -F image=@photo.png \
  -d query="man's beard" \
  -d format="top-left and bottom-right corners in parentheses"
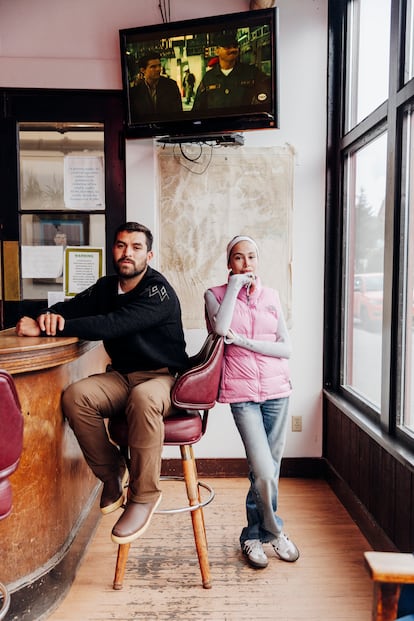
top-left (114, 259), bottom-right (147, 279)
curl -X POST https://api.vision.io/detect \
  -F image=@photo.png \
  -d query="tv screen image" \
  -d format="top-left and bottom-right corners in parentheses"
top-left (119, 8), bottom-right (279, 138)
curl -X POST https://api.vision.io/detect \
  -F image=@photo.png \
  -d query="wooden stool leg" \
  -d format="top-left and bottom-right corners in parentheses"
top-left (113, 543), bottom-right (131, 590)
top-left (192, 446), bottom-right (207, 539)
top-left (180, 444), bottom-right (212, 589)
top-left (372, 582), bottom-right (401, 621)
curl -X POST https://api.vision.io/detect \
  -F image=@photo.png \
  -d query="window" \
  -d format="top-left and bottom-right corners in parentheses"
top-left (400, 105), bottom-right (414, 434)
top-left (345, 0), bottom-right (391, 130)
top-left (342, 132), bottom-right (387, 409)
top-left (405, 0), bottom-right (414, 83)
top-left (19, 124), bottom-right (106, 302)
top-left (326, 0), bottom-right (414, 446)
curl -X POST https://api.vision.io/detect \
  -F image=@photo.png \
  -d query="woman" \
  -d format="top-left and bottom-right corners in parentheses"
top-left (204, 235), bottom-right (299, 569)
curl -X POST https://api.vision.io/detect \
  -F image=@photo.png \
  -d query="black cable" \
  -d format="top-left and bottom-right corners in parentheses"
top-left (158, 1), bottom-right (165, 22)
top-left (179, 143), bottom-right (203, 162)
top-left (172, 143), bottom-right (214, 174)
top-left (158, 0), bottom-right (170, 23)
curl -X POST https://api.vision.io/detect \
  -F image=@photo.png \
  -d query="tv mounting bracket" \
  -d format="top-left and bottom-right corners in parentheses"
top-left (156, 133), bottom-right (245, 146)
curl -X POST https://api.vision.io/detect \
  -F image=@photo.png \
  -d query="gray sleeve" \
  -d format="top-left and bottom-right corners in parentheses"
top-left (204, 274), bottom-right (250, 336)
top-left (226, 308), bottom-right (291, 359)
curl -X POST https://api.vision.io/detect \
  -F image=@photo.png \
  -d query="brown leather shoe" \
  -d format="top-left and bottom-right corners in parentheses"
top-left (111, 494), bottom-right (162, 544)
top-left (100, 465), bottom-right (129, 515)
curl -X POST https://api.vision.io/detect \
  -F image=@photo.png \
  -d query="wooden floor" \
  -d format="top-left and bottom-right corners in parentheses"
top-left (46, 478), bottom-right (374, 621)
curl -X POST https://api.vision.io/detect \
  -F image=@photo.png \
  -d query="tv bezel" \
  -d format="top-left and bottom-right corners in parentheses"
top-left (119, 8), bottom-right (279, 139)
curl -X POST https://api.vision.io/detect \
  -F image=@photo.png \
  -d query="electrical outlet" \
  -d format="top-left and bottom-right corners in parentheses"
top-left (291, 416), bottom-right (302, 432)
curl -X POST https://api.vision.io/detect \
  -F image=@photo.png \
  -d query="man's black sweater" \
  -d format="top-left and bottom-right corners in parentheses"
top-left (45, 266), bottom-right (189, 375)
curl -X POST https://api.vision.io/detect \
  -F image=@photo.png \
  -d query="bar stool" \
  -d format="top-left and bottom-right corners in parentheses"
top-left (364, 551), bottom-right (414, 621)
top-left (0, 370), bottom-right (24, 620)
top-left (108, 333), bottom-right (224, 590)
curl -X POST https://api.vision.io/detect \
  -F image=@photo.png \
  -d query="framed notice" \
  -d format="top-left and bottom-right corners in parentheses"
top-left (64, 247), bottom-right (104, 297)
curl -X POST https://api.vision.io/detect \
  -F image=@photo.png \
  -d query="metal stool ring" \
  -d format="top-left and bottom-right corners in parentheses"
top-left (156, 476), bottom-right (215, 515)
top-left (0, 582), bottom-right (11, 621)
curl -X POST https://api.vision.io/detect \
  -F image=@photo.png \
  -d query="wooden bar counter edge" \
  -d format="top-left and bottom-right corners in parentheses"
top-left (0, 328), bottom-right (110, 621)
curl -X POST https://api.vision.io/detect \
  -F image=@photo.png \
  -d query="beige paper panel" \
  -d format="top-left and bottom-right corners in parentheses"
top-left (157, 145), bottom-right (293, 329)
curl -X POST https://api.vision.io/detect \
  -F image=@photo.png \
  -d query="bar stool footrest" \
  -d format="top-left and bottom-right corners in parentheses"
top-left (0, 582), bottom-right (11, 621)
top-left (156, 476), bottom-right (215, 514)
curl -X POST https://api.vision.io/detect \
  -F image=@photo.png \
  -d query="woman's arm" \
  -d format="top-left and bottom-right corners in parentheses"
top-left (226, 307), bottom-right (291, 359)
top-left (204, 274), bottom-right (252, 336)
top-left (205, 285), bottom-right (291, 359)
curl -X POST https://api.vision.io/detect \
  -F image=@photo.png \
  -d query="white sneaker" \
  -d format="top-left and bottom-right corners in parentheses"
top-left (241, 539), bottom-right (269, 569)
top-left (271, 532), bottom-right (300, 562)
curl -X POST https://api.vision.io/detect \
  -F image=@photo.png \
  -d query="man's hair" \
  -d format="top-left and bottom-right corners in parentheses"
top-left (113, 222), bottom-right (153, 251)
top-left (139, 53), bottom-right (161, 71)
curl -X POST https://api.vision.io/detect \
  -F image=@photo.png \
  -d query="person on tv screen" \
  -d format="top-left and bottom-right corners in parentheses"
top-left (192, 32), bottom-right (272, 111)
top-left (129, 53), bottom-right (182, 121)
top-left (183, 68), bottom-right (196, 105)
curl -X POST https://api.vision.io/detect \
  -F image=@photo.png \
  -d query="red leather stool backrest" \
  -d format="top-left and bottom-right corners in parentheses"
top-left (171, 333), bottom-right (224, 410)
top-left (108, 334), bottom-right (224, 451)
top-left (0, 370), bottom-right (24, 520)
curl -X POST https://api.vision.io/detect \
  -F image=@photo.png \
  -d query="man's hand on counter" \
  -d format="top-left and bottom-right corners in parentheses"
top-left (37, 313), bottom-right (65, 336)
top-left (16, 313), bottom-right (66, 337)
top-left (15, 316), bottom-right (41, 337)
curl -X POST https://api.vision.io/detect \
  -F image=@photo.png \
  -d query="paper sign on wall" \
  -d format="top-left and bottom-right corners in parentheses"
top-left (21, 245), bottom-right (64, 279)
top-left (64, 155), bottom-right (105, 209)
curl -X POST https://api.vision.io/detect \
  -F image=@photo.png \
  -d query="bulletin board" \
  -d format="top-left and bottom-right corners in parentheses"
top-left (157, 144), bottom-right (294, 329)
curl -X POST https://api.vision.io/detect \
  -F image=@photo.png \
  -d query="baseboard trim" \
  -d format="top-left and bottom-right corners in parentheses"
top-left (324, 461), bottom-right (398, 552)
top-left (161, 457), bottom-right (325, 478)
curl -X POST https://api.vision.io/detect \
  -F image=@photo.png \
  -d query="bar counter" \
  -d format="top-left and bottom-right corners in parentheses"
top-left (0, 329), bottom-right (110, 620)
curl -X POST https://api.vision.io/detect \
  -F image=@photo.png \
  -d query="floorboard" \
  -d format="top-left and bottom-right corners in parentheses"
top-left (45, 478), bottom-right (373, 621)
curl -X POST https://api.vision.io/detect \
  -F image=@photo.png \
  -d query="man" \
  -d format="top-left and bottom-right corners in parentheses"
top-left (129, 53), bottom-right (182, 121)
top-left (183, 68), bottom-right (196, 105)
top-left (16, 222), bottom-right (189, 544)
top-left (192, 33), bottom-right (271, 111)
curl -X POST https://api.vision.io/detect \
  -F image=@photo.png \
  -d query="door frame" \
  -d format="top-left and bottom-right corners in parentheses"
top-left (0, 88), bottom-right (126, 328)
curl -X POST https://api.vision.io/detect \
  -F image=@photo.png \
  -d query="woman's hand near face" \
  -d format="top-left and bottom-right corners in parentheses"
top-left (229, 272), bottom-right (255, 290)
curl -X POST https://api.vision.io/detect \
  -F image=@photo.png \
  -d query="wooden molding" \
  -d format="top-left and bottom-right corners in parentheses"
top-left (249, 0), bottom-right (275, 9)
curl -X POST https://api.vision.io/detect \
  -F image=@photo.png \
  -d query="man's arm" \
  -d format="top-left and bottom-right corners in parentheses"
top-left (15, 279), bottom-right (101, 337)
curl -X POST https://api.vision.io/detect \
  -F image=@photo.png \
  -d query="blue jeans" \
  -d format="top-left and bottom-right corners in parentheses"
top-left (230, 397), bottom-right (290, 544)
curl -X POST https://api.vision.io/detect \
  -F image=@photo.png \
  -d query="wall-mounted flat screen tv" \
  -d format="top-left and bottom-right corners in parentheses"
top-left (119, 8), bottom-right (279, 139)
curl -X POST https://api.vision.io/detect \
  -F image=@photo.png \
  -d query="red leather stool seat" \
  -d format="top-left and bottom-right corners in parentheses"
top-left (108, 410), bottom-right (203, 449)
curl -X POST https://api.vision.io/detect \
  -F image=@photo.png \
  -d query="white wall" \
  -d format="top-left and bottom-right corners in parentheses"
top-left (0, 0), bottom-right (327, 459)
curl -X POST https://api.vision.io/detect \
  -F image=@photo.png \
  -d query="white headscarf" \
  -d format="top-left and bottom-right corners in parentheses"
top-left (226, 235), bottom-right (259, 265)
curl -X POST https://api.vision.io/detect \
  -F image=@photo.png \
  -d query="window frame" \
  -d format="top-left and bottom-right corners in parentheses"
top-left (325, 0), bottom-right (414, 451)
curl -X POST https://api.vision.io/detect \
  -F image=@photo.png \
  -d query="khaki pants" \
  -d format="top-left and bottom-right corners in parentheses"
top-left (62, 368), bottom-right (175, 503)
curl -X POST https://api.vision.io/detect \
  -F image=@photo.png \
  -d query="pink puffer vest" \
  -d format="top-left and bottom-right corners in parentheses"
top-left (208, 280), bottom-right (292, 404)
